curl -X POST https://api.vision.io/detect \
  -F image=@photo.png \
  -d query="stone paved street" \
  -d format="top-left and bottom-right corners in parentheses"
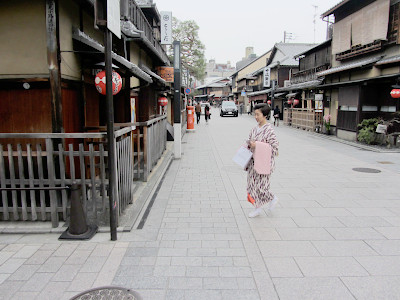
top-left (0, 108), bottom-right (399, 299)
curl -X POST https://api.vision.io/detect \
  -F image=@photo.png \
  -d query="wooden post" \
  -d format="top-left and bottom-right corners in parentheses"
top-left (46, 0), bottom-right (63, 134)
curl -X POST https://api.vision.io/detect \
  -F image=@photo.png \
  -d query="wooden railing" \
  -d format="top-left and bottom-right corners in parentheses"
top-left (0, 116), bottom-right (167, 226)
top-left (128, 0), bottom-right (169, 63)
top-left (283, 108), bottom-right (323, 131)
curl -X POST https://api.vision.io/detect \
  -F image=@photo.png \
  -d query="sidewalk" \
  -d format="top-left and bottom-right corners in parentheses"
top-left (0, 110), bottom-right (399, 299)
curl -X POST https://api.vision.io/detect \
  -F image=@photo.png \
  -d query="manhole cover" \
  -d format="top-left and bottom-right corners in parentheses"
top-left (70, 286), bottom-right (142, 300)
top-left (352, 168), bottom-right (381, 173)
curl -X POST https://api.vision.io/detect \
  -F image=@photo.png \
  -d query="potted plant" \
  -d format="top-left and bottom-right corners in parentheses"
top-left (323, 114), bottom-right (331, 135)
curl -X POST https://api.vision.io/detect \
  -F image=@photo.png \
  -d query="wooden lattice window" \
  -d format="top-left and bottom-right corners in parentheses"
top-left (388, 2), bottom-right (400, 44)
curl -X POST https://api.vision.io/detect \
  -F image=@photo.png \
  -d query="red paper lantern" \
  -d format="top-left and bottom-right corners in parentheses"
top-left (267, 100), bottom-right (272, 105)
top-left (293, 99), bottom-right (300, 106)
top-left (158, 97), bottom-right (168, 106)
top-left (287, 99), bottom-right (293, 105)
top-left (94, 70), bottom-right (122, 95)
top-left (390, 89), bottom-right (400, 98)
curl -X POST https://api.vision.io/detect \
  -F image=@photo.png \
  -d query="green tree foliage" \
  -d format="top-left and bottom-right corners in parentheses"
top-left (169, 17), bottom-right (206, 80)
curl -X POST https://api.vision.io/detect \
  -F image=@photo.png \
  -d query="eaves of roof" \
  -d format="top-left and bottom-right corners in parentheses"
top-left (316, 56), bottom-right (383, 77)
top-left (275, 79), bottom-right (323, 92)
top-left (72, 28), bottom-right (152, 83)
top-left (321, 0), bottom-right (350, 18)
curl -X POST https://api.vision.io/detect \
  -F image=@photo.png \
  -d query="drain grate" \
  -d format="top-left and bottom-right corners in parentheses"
top-left (352, 167), bottom-right (381, 173)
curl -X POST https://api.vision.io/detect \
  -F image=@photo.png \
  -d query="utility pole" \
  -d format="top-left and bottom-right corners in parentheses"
top-left (173, 41), bottom-right (181, 159)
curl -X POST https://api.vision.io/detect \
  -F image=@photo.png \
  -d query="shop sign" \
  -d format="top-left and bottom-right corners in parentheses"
top-left (160, 11), bottom-right (172, 45)
top-left (157, 66), bottom-right (174, 82)
top-left (315, 94), bottom-right (323, 101)
top-left (263, 67), bottom-right (271, 88)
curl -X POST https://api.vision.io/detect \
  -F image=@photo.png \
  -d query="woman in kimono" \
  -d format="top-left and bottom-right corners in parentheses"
top-left (246, 104), bottom-right (279, 218)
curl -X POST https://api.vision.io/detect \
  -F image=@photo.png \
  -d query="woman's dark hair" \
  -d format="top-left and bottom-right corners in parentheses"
top-left (254, 103), bottom-right (271, 118)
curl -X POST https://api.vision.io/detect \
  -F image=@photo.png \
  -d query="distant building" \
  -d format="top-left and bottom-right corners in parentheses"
top-left (236, 47), bottom-right (258, 69)
top-left (205, 59), bottom-right (236, 79)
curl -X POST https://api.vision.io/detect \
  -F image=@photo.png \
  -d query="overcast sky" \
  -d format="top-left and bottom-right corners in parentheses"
top-left (155, 0), bottom-right (340, 65)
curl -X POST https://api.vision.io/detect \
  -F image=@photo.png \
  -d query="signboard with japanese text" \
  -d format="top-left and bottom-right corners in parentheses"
top-left (315, 94), bottom-right (323, 101)
top-left (107, 0), bottom-right (121, 39)
top-left (263, 67), bottom-right (271, 88)
top-left (157, 66), bottom-right (174, 82)
top-left (160, 11), bottom-right (172, 45)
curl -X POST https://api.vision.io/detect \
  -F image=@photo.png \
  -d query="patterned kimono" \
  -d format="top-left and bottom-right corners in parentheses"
top-left (246, 123), bottom-right (279, 208)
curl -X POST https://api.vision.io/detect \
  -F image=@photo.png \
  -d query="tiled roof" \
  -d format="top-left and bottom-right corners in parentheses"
top-left (275, 79), bottom-right (323, 92)
top-left (316, 56), bottom-right (383, 77)
top-left (274, 43), bottom-right (319, 66)
top-left (375, 55), bottom-right (400, 66)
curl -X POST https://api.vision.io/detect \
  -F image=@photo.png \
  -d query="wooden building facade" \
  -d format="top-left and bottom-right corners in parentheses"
top-left (0, 0), bottom-right (171, 227)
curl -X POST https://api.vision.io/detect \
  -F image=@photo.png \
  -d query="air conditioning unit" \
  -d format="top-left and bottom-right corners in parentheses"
top-left (284, 80), bottom-right (291, 87)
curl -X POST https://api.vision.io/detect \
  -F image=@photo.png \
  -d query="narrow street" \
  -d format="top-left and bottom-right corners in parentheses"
top-left (0, 108), bottom-right (400, 299)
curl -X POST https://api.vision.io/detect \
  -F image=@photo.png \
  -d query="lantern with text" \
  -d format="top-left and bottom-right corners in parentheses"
top-left (293, 99), bottom-right (300, 106)
top-left (390, 88), bottom-right (400, 98)
top-left (158, 97), bottom-right (168, 106)
top-left (267, 100), bottom-right (272, 105)
top-left (287, 99), bottom-right (293, 105)
top-left (95, 70), bottom-right (122, 95)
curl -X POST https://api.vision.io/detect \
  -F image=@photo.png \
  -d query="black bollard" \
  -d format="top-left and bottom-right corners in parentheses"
top-left (59, 183), bottom-right (98, 240)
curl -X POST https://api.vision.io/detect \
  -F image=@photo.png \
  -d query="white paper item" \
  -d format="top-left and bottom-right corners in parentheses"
top-left (233, 146), bottom-right (253, 169)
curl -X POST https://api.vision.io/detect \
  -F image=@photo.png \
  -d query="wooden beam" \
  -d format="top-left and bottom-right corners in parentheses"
top-left (46, 0), bottom-right (64, 133)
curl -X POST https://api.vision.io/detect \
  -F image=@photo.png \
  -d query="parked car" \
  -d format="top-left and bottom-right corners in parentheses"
top-left (220, 101), bottom-right (238, 117)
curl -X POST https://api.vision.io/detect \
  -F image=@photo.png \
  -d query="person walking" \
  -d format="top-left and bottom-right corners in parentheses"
top-left (205, 104), bottom-right (210, 124)
top-left (273, 105), bottom-right (280, 126)
top-left (246, 103), bottom-right (279, 218)
top-left (195, 102), bottom-right (201, 124)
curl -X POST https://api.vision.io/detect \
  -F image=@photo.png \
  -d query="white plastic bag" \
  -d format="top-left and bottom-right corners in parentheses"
top-left (232, 146), bottom-right (253, 169)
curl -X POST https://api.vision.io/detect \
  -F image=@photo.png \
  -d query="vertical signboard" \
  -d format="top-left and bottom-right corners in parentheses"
top-left (107, 0), bottom-right (121, 39)
top-left (160, 11), bottom-right (172, 45)
top-left (263, 67), bottom-right (271, 88)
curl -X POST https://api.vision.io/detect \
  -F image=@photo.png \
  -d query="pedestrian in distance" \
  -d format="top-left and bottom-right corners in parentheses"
top-left (195, 102), bottom-right (201, 124)
top-left (205, 104), bottom-right (210, 124)
top-left (246, 103), bottom-right (279, 218)
top-left (273, 105), bottom-right (280, 127)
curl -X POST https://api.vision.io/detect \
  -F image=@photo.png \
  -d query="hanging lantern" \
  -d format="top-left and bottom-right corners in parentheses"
top-left (267, 100), bottom-right (272, 105)
top-left (287, 99), bottom-right (293, 105)
top-left (390, 89), bottom-right (400, 98)
top-left (94, 70), bottom-right (122, 95)
top-left (293, 99), bottom-right (300, 106)
top-left (158, 97), bottom-right (168, 106)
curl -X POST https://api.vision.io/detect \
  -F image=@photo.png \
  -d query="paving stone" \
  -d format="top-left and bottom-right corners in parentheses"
top-left (326, 227), bottom-right (386, 240)
top-left (312, 240), bottom-right (378, 256)
top-left (0, 258), bottom-right (25, 273)
top-left (8, 264), bottom-right (40, 281)
top-left (295, 256), bottom-right (369, 276)
top-left (365, 240), bottom-right (400, 255)
top-left (264, 257), bottom-right (303, 277)
top-left (66, 272), bottom-right (97, 292)
top-left (186, 266), bottom-right (219, 277)
top-left (171, 256), bottom-right (202, 266)
top-left (20, 273), bottom-right (54, 292)
top-left (12, 245), bottom-right (41, 259)
top-left (273, 277), bottom-right (355, 300)
top-left (24, 250), bottom-right (53, 265)
top-left (37, 281), bottom-right (70, 300)
top-left (52, 264), bottom-right (81, 281)
top-left (276, 228), bottom-right (334, 240)
top-left (168, 277), bottom-right (202, 289)
top-left (258, 241), bottom-right (320, 257)
top-left (113, 275), bottom-right (168, 289)
top-left (341, 276), bottom-right (400, 300)
top-left (37, 256), bottom-right (67, 273)
top-left (356, 256), bottom-right (400, 275)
